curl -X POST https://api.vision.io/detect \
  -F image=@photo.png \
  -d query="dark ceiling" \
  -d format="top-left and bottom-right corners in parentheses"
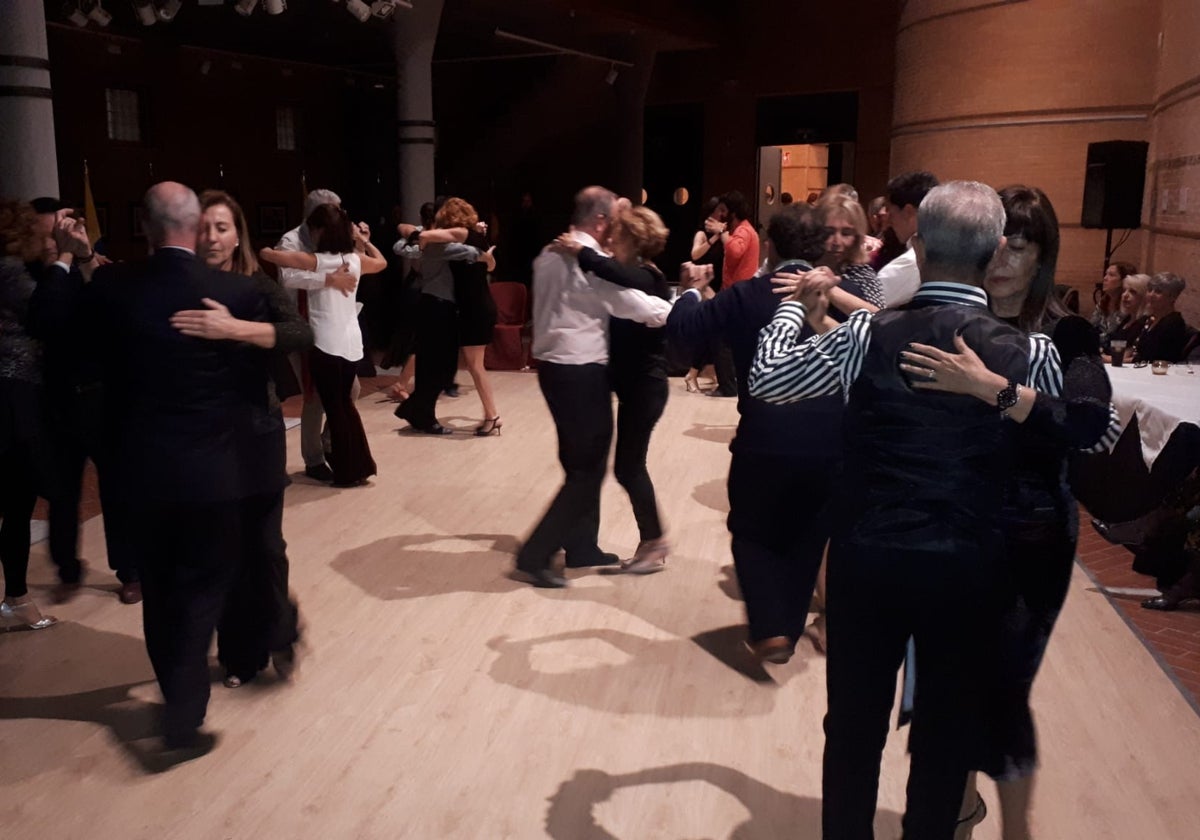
top-left (44, 0), bottom-right (721, 77)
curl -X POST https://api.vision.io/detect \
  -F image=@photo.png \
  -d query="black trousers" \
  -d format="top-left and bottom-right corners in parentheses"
top-left (982, 516), bottom-right (1075, 779)
top-left (727, 451), bottom-right (832, 642)
top-left (404, 294), bottom-right (459, 427)
top-left (217, 489), bottom-right (299, 681)
top-left (46, 388), bottom-right (137, 585)
top-left (309, 348), bottom-right (376, 485)
top-left (710, 337), bottom-right (737, 396)
top-left (136, 500), bottom-right (242, 744)
top-left (612, 375), bottom-right (668, 542)
top-left (822, 539), bottom-right (1007, 840)
top-left (517, 362), bottom-right (613, 568)
top-left (0, 380), bottom-right (57, 600)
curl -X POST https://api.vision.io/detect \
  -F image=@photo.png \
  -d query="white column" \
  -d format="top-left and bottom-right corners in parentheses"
top-left (393, 0), bottom-right (444, 222)
top-left (0, 2), bottom-right (59, 199)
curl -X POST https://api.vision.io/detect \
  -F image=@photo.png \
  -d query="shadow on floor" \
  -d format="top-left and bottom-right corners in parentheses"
top-left (485, 628), bottom-right (787, 718)
top-left (682, 423), bottom-right (737, 446)
top-left (0, 622), bottom-right (165, 781)
top-left (692, 478), bottom-right (730, 514)
top-left (545, 762), bottom-right (903, 839)
top-left (331, 532), bottom-right (525, 600)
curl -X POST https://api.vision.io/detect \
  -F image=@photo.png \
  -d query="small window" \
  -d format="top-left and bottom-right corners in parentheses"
top-left (105, 88), bottom-right (141, 142)
top-left (275, 105), bottom-right (296, 151)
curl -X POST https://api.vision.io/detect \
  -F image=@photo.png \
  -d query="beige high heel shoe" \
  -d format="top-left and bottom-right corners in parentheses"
top-left (603, 537), bottom-right (669, 575)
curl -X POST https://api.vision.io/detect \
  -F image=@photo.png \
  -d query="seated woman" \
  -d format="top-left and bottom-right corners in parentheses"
top-left (260, 205), bottom-right (387, 486)
top-left (1091, 260), bottom-right (1136, 344)
top-left (1101, 272), bottom-right (1149, 359)
top-left (1131, 272), bottom-right (1191, 363)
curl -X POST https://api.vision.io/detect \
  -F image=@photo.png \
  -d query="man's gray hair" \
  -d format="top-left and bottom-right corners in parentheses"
top-left (1148, 271), bottom-right (1186, 299)
top-left (143, 182), bottom-right (201, 246)
top-left (917, 181), bottom-right (1005, 275)
top-left (304, 188), bottom-right (342, 219)
top-left (571, 186), bottom-right (616, 227)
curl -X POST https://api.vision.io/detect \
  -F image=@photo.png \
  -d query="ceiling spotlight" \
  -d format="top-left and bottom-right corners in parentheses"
top-left (234, 0), bottom-right (258, 14)
top-left (370, 1), bottom-right (396, 19)
top-left (156, 0), bottom-right (183, 21)
top-left (130, 0), bottom-right (157, 25)
top-left (200, 59), bottom-right (212, 75)
top-left (605, 65), bottom-right (619, 85)
top-left (86, 0), bottom-right (113, 25)
top-left (265, 0), bottom-right (287, 13)
top-left (63, 2), bottom-right (90, 26)
top-left (345, 0), bottom-right (371, 22)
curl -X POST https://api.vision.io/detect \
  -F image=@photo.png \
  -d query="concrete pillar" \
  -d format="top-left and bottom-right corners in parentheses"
top-left (393, 0), bottom-right (444, 222)
top-left (0, 1), bottom-right (59, 199)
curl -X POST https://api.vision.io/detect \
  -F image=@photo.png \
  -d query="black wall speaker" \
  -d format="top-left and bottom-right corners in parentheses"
top-left (1081, 140), bottom-right (1148, 229)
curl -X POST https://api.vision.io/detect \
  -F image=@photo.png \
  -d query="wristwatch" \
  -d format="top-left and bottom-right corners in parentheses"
top-left (996, 380), bottom-right (1020, 415)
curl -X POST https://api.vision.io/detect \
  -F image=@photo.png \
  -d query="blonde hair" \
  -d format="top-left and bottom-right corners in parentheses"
top-left (434, 197), bottom-right (478, 230)
top-left (817, 194), bottom-right (869, 265)
top-left (611, 205), bottom-right (669, 260)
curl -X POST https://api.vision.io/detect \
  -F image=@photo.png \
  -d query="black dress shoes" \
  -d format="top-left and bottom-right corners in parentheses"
top-left (304, 463), bottom-right (334, 482)
top-left (564, 552), bottom-right (621, 569)
top-left (148, 731), bottom-right (219, 774)
top-left (395, 403), bottom-right (452, 434)
top-left (511, 566), bottom-right (568, 588)
top-left (1142, 587), bottom-right (1200, 611)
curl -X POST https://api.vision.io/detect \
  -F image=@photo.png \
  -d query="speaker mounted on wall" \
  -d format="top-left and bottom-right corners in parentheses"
top-left (1080, 140), bottom-right (1148, 230)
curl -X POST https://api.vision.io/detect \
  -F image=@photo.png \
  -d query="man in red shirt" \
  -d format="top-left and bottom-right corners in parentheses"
top-left (718, 191), bottom-right (760, 285)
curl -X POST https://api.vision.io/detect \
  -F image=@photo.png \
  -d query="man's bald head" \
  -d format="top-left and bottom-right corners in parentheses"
top-left (144, 181), bottom-right (201, 250)
top-left (571, 185), bottom-right (617, 240)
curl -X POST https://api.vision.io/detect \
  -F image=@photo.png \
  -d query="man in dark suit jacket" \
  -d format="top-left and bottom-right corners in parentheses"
top-left (83, 183), bottom-right (267, 763)
top-left (667, 203), bottom-right (841, 664)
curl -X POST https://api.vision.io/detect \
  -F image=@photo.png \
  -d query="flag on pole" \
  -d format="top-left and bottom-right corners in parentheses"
top-left (83, 160), bottom-right (101, 246)
top-left (301, 169), bottom-right (308, 204)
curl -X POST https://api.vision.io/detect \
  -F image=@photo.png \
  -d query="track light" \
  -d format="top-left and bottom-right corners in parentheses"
top-left (345, 0), bottom-right (371, 22)
top-left (234, 0), bottom-right (258, 14)
top-left (370, 1), bottom-right (396, 18)
top-left (265, 0), bottom-right (287, 13)
top-left (156, 0), bottom-right (183, 21)
top-left (86, 0), bottom-right (113, 25)
top-left (605, 65), bottom-right (619, 85)
top-left (63, 2), bottom-right (90, 26)
top-left (131, 0), bottom-right (156, 25)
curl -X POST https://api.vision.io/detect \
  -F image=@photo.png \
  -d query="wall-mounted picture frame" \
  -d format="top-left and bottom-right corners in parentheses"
top-left (259, 204), bottom-right (287, 238)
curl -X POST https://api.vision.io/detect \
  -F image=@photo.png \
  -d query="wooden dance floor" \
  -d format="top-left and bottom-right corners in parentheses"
top-left (2, 371), bottom-right (1198, 839)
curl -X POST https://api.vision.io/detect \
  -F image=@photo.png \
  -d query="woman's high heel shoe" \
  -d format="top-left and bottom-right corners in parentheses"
top-left (684, 375), bottom-right (700, 393)
top-left (475, 416), bottom-right (502, 437)
top-left (0, 599), bottom-right (58, 632)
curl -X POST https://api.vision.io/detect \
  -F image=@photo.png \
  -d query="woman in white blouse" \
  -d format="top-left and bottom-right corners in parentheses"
top-left (260, 204), bottom-right (387, 487)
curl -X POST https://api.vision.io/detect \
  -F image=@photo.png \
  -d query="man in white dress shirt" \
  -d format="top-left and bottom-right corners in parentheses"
top-left (875, 171), bottom-right (939, 308)
top-left (275, 188), bottom-right (358, 482)
top-left (513, 186), bottom-right (673, 588)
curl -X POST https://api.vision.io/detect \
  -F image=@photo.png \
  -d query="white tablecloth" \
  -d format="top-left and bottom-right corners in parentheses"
top-left (1105, 364), bottom-right (1200, 468)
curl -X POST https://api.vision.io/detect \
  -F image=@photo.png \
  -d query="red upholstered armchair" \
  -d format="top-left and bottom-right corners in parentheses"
top-left (484, 281), bottom-right (529, 370)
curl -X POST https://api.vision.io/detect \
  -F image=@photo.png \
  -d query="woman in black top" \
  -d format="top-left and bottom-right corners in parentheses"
top-left (552, 206), bottom-right (672, 573)
top-left (900, 185), bottom-right (1119, 839)
top-left (173, 190), bottom-right (314, 686)
top-left (1131, 272), bottom-right (1191, 363)
top-left (451, 220), bottom-right (501, 436)
top-left (684, 198), bottom-right (725, 391)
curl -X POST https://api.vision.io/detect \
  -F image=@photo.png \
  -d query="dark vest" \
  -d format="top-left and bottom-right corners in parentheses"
top-left (839, 299), bottom-right (1030, 554)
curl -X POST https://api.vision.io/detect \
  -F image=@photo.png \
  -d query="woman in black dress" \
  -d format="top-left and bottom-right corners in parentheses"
top-left (1130, 272), bottom-right (1191, 363)
top-left (684, 198), bottom-right (725, 392)
top-left (551, 206), bottom-right (672, 573)
top-left (174, 190), bottom-right (314, 686)
top-left (447, 203), bottom-right (501, 435)
top-left (900, 185), bottom-right (1120, 840)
